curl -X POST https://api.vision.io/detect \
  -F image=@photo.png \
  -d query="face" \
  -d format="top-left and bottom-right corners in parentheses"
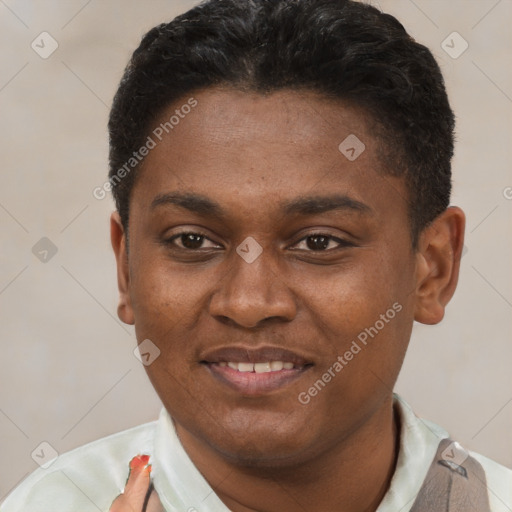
top-left (114, 88), bottom-right (421, 466)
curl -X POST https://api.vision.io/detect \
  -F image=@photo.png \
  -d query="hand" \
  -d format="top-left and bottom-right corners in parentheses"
top-left (109, 455), bottom-right (152, 512)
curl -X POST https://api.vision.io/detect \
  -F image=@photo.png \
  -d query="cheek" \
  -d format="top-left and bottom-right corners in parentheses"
top-left (130, 256), bottom-right (207, 329)
top-left (303, 252), bottom-right (407, 327)
top-left (299, 250), bottom-right (413, 382)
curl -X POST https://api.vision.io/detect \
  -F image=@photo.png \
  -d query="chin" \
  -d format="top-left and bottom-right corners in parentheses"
top-left (203, 422), bottom-right (317, 470)
top-left (215, 441), bottom-right (313, 470)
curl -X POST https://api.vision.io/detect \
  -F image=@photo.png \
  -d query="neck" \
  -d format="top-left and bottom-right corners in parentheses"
top-left (175, 397), bottom-right (400, 512)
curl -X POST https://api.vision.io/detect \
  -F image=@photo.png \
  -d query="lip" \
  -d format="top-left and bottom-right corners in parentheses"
top-left (200, 345), bottom-right (314, 395)
top-left (200, 345), bottom-right (313, 366)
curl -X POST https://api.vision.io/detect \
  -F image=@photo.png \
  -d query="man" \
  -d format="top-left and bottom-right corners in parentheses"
top-left (2, 0), bottom-right (511, 511)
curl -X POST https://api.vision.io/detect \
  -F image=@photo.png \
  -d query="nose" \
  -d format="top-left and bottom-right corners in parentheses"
top-left (208, 245), bottom-right (297, 329)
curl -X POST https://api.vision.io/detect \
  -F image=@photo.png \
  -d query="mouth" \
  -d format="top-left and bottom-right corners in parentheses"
top-left (200, 346), bottom-right (314, 395)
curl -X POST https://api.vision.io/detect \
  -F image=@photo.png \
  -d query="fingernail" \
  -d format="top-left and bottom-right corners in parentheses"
top-left (129, 458), bottom-right (140, 470)
top-left (129, 455), bottom-right (150, 470)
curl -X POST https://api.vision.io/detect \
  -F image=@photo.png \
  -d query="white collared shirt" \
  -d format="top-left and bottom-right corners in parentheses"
top-left (2, 394), bottom-right (511, 512)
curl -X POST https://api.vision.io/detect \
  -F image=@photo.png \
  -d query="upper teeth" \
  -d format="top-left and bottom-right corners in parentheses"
top-left (218, 361), bottom-right (295, 372)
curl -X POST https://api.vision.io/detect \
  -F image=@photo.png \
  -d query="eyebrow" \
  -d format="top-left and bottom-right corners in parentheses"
top-left (150, 192), bottom-right (373, 218)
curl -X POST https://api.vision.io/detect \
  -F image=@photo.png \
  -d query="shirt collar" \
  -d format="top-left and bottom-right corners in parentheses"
top-left (152, 409), bottom-right (230, 511)
top-left (376, 393), bottom-right (449, 511)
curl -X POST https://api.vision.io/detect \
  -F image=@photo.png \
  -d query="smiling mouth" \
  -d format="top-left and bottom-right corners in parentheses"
top-left (199, 346), bottom-right (314, 395)
top-left (214, 361), bottom-right (304, 372)
top-left (202, 362), bottom-right (312, 395)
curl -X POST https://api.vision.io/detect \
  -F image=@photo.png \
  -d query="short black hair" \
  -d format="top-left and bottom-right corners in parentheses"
top-left (108, 0), bottom-right (455, 247)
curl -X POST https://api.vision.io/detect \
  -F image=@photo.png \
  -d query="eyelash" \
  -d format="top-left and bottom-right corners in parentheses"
top-left (164, 230), bottom-right (353, 252)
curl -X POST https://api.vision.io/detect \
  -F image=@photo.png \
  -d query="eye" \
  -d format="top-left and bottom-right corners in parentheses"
top-left (292, 233), bottom-right (353, 252)
top-left (163, 231), bottom-right (353, 253)
top-left (165, 231), bottom-right (221, 250)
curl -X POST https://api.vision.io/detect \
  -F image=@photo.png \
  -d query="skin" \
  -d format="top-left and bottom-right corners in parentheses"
top-left (110, 87), bottom-right (465, 512)
top-left (109, 455), bottom-right (161, 512)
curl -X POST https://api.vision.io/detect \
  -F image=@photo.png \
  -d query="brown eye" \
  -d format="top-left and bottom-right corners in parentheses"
top-left (293, 233), bottom-right (353, 252)
top-left (179, 233), bottom-right (205, 250)
top-left (165, 231), bottom-right (220, 251)
top-left (306, 234), bottom-right (330, 251)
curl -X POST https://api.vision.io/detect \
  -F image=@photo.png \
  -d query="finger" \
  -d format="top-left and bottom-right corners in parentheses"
top-left (109, 455), bottom-right (152, 512)
top-left (109, 492), bottom-right (138, 512)
top-left (124, 455), bottom-right (152, 507)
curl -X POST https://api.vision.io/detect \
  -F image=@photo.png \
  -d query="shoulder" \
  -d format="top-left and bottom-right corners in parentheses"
top-left (0, 420), bottom-right (157, 512)
top-left (469, 449), bottom-right (512, 512)
top-left (392, 394), bottom-right (512, 511)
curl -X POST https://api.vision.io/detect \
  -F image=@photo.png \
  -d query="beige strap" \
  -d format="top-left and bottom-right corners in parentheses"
top-left (410, 437), bottom-right (491, 512)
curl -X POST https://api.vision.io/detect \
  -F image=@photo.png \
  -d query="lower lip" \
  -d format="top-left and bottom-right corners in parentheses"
top-left (203, 363), bottom-right (311, 395)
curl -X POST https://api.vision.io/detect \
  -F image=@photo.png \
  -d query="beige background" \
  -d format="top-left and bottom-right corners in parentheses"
top-left (0, 0), bottom-right (511, 501)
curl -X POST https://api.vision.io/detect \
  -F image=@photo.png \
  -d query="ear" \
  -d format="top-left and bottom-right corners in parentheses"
top-left (110, 211), bottom-right (135, 325)
top-left (413, 206), bottom-right (465, 325)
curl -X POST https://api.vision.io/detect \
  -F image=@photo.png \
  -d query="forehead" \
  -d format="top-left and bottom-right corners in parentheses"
top-left (130, 87), bottom-right (407, 222)
top-left (160, 87), bottom-right (373, 164)
top-left (183, 87), bottom-right (367, 142)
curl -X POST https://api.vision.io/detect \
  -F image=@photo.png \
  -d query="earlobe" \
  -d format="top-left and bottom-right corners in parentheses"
top-left (413, 207), bottom-right (465, 325)
top-left (110, 212), bottom-right (135, 325)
